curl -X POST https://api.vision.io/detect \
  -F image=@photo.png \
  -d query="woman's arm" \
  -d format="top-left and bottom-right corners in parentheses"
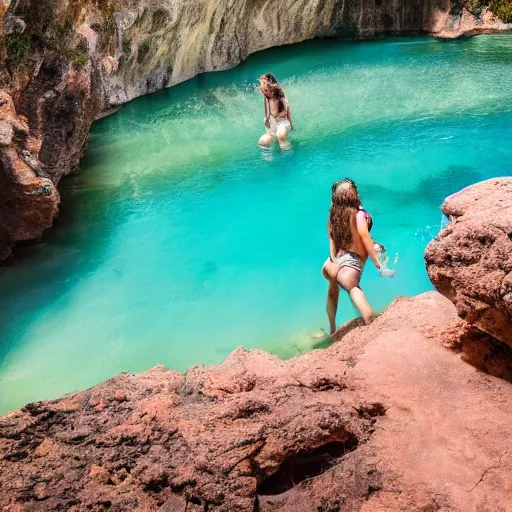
top-left (264, 97), bottom-right (270, 128)
top-left (329, 236), bottom-right (336, 260)
top-left (286, 102), bottom-right (293, 130)
top-left (327, 219), bottom-right (335, 259)
top-left (356, 211), bottom-right (380, 269)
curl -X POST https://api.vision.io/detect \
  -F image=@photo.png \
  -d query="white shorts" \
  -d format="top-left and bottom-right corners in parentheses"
top-left (266, 117), bottom-right (291, 136)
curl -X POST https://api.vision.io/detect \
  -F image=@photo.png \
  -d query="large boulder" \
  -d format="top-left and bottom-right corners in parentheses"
top-left (425, 178), bottom-right (512, 348)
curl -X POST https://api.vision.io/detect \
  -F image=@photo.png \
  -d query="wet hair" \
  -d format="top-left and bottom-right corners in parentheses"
top-left (331, 178), bottom-right (360, 207)
top-left (328, 179), bottom-right (361, 254)
top-left (366, 213), bottom-right (373, 232)
top-left (259, 73), bottom-right (285, 108)
top-left (272, 85), bottom-right (286, 111)
top-left (259, 72), bottom-right (278, 84)
top-left (272, 86), bottom-right (285, 99)
top-left (374, 243), bottom-right (385, 253)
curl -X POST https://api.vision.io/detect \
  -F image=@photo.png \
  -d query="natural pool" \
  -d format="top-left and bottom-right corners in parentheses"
top-left (1, 35), bottom-right (512, 413)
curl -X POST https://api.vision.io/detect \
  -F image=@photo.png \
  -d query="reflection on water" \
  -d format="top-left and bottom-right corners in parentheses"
top-left (1, 35), bottom-right (512, 413)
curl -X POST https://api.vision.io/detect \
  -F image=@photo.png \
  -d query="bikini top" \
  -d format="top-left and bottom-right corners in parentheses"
top-left (358, 206), bottom-right (373, 231)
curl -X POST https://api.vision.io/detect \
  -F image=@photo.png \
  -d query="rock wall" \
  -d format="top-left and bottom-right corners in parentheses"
top-left (0, 0), bottom-right (510, 259)
top-left (101, 0), bottom-right (453, 106)
top-left (0, 91), bottom-right (58, 260)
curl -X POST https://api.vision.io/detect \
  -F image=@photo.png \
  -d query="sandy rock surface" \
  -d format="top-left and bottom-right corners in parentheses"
top-left (433, 6), bottom-right (511, 38)
top-left (1, 292), bottom-right (511, 511)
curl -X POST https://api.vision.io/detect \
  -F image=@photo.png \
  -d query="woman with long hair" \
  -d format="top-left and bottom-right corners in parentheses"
top-left (257, 73), bottom-right (293, 149)
top-left (321, 179), bottom-right (380, 333)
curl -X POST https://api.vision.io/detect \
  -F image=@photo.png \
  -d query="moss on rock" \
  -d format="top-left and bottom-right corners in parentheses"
top-left (5, 32), bottom-right (32, 60)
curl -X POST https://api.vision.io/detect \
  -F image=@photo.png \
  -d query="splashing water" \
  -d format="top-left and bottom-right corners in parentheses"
top-left (1, 35), bottom-right (512, 413)
top-left (376, 245), bottom-right (399, 279)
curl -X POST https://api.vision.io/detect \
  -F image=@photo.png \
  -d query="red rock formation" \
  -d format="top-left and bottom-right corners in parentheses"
top-left (425, 178), bottom-right (512, 347)
top-left (441, 319), bottom-right (512, 383)
top-left (433, 5), bottom-right (511, 38)
top-left (1, 292), bottom-right (511, 511)
top-left (0, 91), bottom-right (59, 259)
top-left (425, 178), bottom-right (512, 383)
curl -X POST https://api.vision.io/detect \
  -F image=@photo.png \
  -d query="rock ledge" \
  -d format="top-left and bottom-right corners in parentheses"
top-left (1, 292), bottom-right (511, 511)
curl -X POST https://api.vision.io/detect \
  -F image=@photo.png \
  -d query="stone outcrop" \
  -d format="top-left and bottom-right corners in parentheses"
top-left (441, 318), bottom-right (512, 383)
top-left (434, 4), bottom-right (511, 38)
top-left (425, 178), bottom-right (512, 383)
top-left (425, 178), bottom-right (512, 347)
top-left (1, 292), bottom-right (512, 511)
top-left (1, 0), bottom-right (511, 259)
top-left (0, 90), bottom-right (59, 260)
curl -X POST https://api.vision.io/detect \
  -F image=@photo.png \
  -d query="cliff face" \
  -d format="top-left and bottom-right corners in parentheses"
top-left (0, 91), bottom-right (59, 260)
top-left (0, 0), bottom-right (510, 259)
top-left (99, 0), bottom-right (453, 106)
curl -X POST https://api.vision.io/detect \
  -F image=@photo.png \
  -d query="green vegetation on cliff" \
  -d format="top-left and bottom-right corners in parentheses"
top-left (4, 32), bottom-right (32, 60)
top-left (490, 0), bottom-right (512, 21)
top-left (465, 0), bottom-right (512, 21)
top-left (70, 49), bottom-right (88, 69)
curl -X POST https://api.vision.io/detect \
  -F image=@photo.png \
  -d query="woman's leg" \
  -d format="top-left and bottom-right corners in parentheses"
top-left (322, 259), bottom-right (340, 334)
top-left (326, 281), bottom-right (339, 334)
top-left (336, 267), bottom-right (375, 325)
top-left (258, 133), bottom-right (274, 146)
top-left (276, 125), bottom-right (289, 149)
top-left (349, 287), bottom-right (374, 325)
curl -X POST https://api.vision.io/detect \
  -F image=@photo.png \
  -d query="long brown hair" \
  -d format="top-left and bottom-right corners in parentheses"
top-left (259, 73), bottom-right (286, 110)
top-left (328, 179), bottom-right (361, 254)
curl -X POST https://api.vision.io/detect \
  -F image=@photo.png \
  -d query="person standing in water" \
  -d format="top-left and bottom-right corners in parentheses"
top-left (257, 73), bottom-right (293, 149)
top-left (321, 179), bottom-right (380, 333)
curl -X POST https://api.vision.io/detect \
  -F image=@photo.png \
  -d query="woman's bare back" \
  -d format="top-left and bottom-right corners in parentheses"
top-left (267, 96), bottom-right (288, 119)
top-left (338, 212), bottom-right (369, 260)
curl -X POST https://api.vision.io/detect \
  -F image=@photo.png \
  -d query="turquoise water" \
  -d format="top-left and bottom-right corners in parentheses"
top-left (1, 35), bottom-right (512, 413)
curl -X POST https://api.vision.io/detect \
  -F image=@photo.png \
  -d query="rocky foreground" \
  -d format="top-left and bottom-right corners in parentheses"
top-left (1, 179), bottom-right (511, 511)
top-left (1, 292), bottom-right (511, 512)
top-left (1, 0), bottom-right (511, 259)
